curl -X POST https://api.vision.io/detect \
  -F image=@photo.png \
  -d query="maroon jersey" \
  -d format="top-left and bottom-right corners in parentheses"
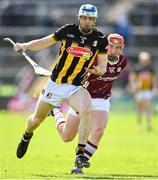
top-left (85, 55), bottom-right (127, 99)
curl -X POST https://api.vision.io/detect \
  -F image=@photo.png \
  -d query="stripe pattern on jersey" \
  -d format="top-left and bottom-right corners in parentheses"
top-left (50, 24), bottom-right (107, 86)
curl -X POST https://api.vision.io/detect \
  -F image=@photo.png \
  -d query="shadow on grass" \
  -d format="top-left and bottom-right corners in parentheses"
top-left (33, 173), bottom-right (158, 179)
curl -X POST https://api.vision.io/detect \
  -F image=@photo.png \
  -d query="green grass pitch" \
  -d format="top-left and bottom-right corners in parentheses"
top-left (0, 110), bottom-right (158, 179)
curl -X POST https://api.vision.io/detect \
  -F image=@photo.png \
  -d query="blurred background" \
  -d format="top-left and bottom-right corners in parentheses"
top-left (0, 0), bottom-right (158, 112)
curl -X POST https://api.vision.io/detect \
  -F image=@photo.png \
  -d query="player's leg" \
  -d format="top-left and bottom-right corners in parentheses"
top-left (51, 105), bottom-right (83, 174)
top-left (144, 99), bottom-right (153, 131)
top-left (26, 96), bottom-right (53, 133)
top-left (51, 106), bottom-right (84, 174)
top-left (83, 110), bottom-right (108, 161)
top-left (60, 114), bottom-right (80, 141)
top-left (53, 107), bottom-right (80, 142)
top-left (72, 98), bottom-right (109, 173)
top-left (72, 110), bottom-right (108, 174)
top-left (134, 92), bottom-right (145, 131)
top-left (83, 98), bottom-right (109, 162)
top-left (135, 101), bottom-right (143, 130)
top-left (16, 95), bottom-right (53, 158)
top-left (50, 102), bottom-right (80, 141)
top-left (47, 82), bottom-right (91, 148)
top-left (67, 87), bottom-right (92, 168)
top-left (89, 110), bottom-right (108, 145)
top-left (67, 87), bottom-right (92, 144)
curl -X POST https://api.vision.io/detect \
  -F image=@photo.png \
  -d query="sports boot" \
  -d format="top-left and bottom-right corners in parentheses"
top-left (75, 154), bottom-right (90, 168)
top-left (71, 167), bottom-right (83, 174)
top-left (16, 133), bottom-right (33, 158)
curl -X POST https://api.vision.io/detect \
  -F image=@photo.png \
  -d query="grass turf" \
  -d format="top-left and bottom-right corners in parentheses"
top-left (0, 110), bottom-right (158, 179)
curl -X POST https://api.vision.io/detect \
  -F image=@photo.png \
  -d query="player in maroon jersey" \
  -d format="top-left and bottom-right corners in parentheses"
top-left (50, 33), bottom-right (127, 173)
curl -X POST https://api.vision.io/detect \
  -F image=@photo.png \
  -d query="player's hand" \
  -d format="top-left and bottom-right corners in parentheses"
top-left (87, 65), bottom-right (105, 76)
top-left (14, 43), bottom-right (26, 53)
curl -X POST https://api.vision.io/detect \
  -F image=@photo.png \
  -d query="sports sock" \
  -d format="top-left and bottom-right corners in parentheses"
top-left (53, 108), bottom-right (65, 128)
top-left (76, 144), bottom-right (86, 155)
top-left (84, 141), bottom-right (97, 160)
top-left (23, 131), bottom-right (33, 141)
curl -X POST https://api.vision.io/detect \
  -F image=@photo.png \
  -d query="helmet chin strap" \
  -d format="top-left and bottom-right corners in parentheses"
top-left (79, 24), bottom-right (95, 35)
top-left (108, 55), bottom-right (119, 63)
top-left (80, 27), bottom-right (92, 33)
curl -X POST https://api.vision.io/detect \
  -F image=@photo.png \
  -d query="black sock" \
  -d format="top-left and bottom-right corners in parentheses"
top-left (75, 144), bottom-right (86, 155)
top-left (23, 131), bottom-right (33, 140)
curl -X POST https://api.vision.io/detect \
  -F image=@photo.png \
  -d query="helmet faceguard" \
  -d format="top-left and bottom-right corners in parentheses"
top-left (78, 4), bottom-right (97, 34)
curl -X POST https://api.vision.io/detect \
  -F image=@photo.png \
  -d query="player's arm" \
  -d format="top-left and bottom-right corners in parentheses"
top-left (88, 54), bottom-right (108, 76)
top-left (88, 35), bottom-right (108, 76)
top-left (95, 54), bottom-right (108, 75)
top-left (14, 34), bottom-right (57, 52)
top-left (128, 71), bottom-right (139, 96)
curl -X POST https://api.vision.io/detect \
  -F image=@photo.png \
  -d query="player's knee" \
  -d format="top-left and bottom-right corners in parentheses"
top-left (62, 133), bottom-right (75, 142)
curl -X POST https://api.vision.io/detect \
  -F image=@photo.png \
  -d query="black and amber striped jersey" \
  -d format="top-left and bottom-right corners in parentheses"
top-left (133, 64), bottom-right (156, 90)
top-left (50, 24), bottom-right (108, 86)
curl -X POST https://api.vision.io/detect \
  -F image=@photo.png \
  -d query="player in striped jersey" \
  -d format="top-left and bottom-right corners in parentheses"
top-left (128, 52), bottom-right (157, 131)
top-left (51, 33), bottom-right (127, 173)
top-left (14, 4), bottom-right (108, 161)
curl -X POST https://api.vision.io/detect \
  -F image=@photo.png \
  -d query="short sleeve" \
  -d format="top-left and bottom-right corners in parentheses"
top-left (53, 24), bottom-right (69, 41)
top-left (122, 57), bottom-right (127, 69)
top-left (97, 35), bottom-right (108, 55)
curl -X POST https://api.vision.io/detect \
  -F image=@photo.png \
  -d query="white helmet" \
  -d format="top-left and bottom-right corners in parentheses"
top-left (78, 4), bottom-right (98, 18)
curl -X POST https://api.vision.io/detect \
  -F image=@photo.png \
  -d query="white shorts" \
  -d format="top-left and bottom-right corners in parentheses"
top-left (68, 98), bottom-right (110, 116)
top-left (41, 79), bottom-right (82, 107)
top-left (135, 90), bottom-right (153, 102)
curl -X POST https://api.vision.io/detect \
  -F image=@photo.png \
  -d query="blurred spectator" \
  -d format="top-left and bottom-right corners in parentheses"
top-left (105, 1), bottom-right (137, 46)
top-left (148, 2), bottom-right (158, 26)
top-left (42, 10), bottom-right (64, 27)
top-left (7, 69), bottom-right (35, 112)
top-left (35, 7), bottom-right (64, 27)
top-left (137, 1), bottom-right (158, 26)
top-left (113, 10), bottom-right (132, 46)
top-left (1, 0), bottom-right (35, 26)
